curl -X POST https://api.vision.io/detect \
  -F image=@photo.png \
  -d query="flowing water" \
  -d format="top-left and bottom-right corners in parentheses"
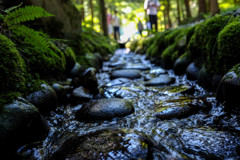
top-left (19, 49), bottom-right (240, 159)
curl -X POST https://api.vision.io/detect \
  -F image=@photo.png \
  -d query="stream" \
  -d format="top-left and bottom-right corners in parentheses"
top-left (19, 49), bottom-right (240, 159)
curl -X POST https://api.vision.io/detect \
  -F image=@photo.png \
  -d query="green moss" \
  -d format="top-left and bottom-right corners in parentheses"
top-left (19, 43), bottom-right (66, 78)
top-left (216, 21), bottom-right (240, 74)
top-left (62, 46), bottom-right (76, 71)
top-left (0, 34), bottom-right (27, 92)
top-left (164, 28), bottom-right (184, 46)
top-left (161, 43), bottom-right (177, 68)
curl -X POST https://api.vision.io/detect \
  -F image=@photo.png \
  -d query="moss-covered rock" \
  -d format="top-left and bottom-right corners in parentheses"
top-left (0, 34), bottom-right (27, 93)
top-left (217, 64), bottom-right (240, 113)
top-left (161, 43), bottom-right (177, 68)
top-left (62, 46), bottom-right (76, 72)
top-left (19, 43), bottom-right (66, 78)
top-left (216, 21), bottom-right (240, 74)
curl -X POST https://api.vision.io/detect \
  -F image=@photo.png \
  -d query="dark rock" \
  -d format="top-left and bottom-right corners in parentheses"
top-left (111, 69), bottom-right (141, 79)
top-left (70, 86), bottom-right (93, 104)
top-left (155, 97), bottom-right (203, 120)
top-left (70, 63), bottom-right (85, 77)
top-left (144, 75), bottom-right (175, 86)
top-left (173, 56), bottom-right (192, 75)
top-left (211, 75), bottom-right (223, 92)
top-left (217, 66), bottom-right (240, 113)
top-left (26, 84), bottom-right (57, 114)
top-left (0, 98), bottom-right (49, 154)
top-left (106, 78), bottom-right (132, 87)
top-left (71, 67), bottom-right (99, 94)
top-left (52, 83), bottom-right (71, 104)
top-left (50, 129), bottom-right (150, 160)
top-left (121, 63), bottom-right (150, 71)
top-left (75, 98), bottom-right (134, 121)
top-left (197, 65), bottom-right (212, 90)
top-left (186, 62), bottom-right (201, 80)
top-left (178, 127), bottom-right (240, 159)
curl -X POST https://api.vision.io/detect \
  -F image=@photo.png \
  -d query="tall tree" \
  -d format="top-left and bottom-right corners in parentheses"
top-left (198, 0), bottom-right (207, 16)
top-left (89, 0), bottom-right (94, 28)
top-left (81, 0), bottom-right (85, 23)
top-left (166, 0), bottom-right (172, 28)
top-left (99, 0), bottom-right (108, 36)
top-left (184, 0), bottom-right (192, 18)
top-left (210, 0), bottom-right (219, 16)
top-left (177, 0), bottom-right (181, 25)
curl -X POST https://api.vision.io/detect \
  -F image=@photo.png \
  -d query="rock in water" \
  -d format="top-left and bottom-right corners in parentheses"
top-left (50, 129), bottom-right (150, 160)
top-left (144, 75), bottom-right (175, 86)
top-left (0, 98), bottom-right (49, 154)
top-left (111, 69), bottom-right (141, 79)
top-left (26, 84), bottom-right (57, 114)
top-left (75, 98), bottom-right (134, 121)
top-left (70, 86), bottom-right (93, 104)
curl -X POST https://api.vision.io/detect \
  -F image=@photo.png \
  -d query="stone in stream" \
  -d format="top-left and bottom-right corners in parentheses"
top-left (52, 83), bottom-right (71, 104)
top-left (186, 62), bottom-right (201, 80)
top-left (49, 129), bottom-right (150, 160)
top-left (154, 96), bottom-right (208, 120)
top-left (121, 63), bottom-right (150, 71)
top-left (177, 127), bottom-right (240, 159)
top-left (217, 64), bottom-right (240, 113)
top-left (105, 78), bottom-right (132, 87)
top-left (0, 98), bottom-right (49, 155)
top-left (110, 69), bottom-right (141, 79)
top-left (26, 84), bottom-right (57, 114)
top-left (75, 98), bottom-right (134, 121)
top-left (144, 75), bottom-right (175, 86)
top-left (70, 86), bottom-right (93, 104)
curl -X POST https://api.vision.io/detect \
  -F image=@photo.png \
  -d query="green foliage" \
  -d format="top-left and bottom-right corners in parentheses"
top-left (4, 5), bottom-right (53, 26)
top-left (1, 5), bottom-right (54, 54)
top-left (11, 25), bottom-right (51, 52)
top-left (161, 43), bottom-right (177, 68)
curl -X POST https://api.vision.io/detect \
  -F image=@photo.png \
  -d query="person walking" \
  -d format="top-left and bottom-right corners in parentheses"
top-left (144, 0), bottom-right (160, 32)
top-left (137, 19), bottom-right (144, 36)
top-left (112, 10), bottom-right (121, 41)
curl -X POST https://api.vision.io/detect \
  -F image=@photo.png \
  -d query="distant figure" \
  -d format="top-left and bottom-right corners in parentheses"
top-left (144, 0), bottom-right (160, 32)
top-left (112, 10), bottom-right (121, 41)
top-left (106, 9), bottom-right (113, 36)
top-left (137, 19), bottom-right (143, 36)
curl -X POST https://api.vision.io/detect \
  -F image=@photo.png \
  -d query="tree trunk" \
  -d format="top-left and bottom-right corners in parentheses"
top-left (166, 0), bottom-right (172, 28)
top-left (81, 0), bottom-right (85, 23)
top-left (210, 0), bottom-right (219, 16)
top-left (177, 0), bottom-right (181, 25)
top-left (184, 0), bottom-right (192, 18)
top-left (198, 0), bottom-right (207, 16)
top-left (99, 0), bottom-right (108, 36)
top-left (89, 0), bottom-right (94, 28)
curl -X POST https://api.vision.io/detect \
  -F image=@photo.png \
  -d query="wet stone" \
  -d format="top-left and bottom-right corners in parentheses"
top-left (106, 78), bottom-right (132, 87)
top-left (144, 75), bottom-right (175, 86)
top-left (50, 129), bottom-right (150, 160)
top-left (178, 127), bottom-right (240, 159)
top-left (121, 63), bottom-right (150, 71)
top-left (75, 98), bottom-right (134, 121)
top-left (70, 86), bottom-right (93, 104)
top-left (26, 84), bottom-right (57, 114)
top-left (155, 96), bottom-right (206, 120)
top-left (111, 69), bottom-right (141, 79)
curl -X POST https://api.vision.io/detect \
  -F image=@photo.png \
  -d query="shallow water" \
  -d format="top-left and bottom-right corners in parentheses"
top-left (19, 49), bottom-right (240, 159)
